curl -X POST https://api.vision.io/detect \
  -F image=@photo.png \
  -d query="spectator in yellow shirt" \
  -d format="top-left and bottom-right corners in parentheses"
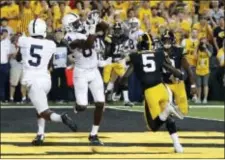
top-left (112, 1), bottom-right (128, 21)
top-left (193, 14), bottom-right (213, 41)
top-left (182, 28), bottom-right (199, 68)
top-left (150, 6), bottom-right (166, 38)
top-left (181, 28), bottom-right (199, 102)
top-left (32, 0), bottom-right (50, 21)
top-left (17, 1), bottom-right (34, 35)
top-left (51, 2), bottom-right (71, 30)
top-left (0, 1), bottom-right (8, 18)
top-left (5, 1), bottom-right (19, 33)
top-left (198, 1), bottom-right (210, 15)
top-left (138, 1), bottom-right (151, 32)
top-left (195, 37), bottom-right (213, 104)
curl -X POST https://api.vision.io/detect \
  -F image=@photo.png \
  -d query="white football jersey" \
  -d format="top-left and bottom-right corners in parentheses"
top-left (18, 36), bottom-right (56, 76)
top-left (129, 30), bottom-right (144, 50)
top-left (64, 32), bottom-right (98, 69)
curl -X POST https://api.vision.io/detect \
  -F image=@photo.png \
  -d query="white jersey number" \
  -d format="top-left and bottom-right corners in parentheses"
top-left (142, 54), bottom-right (156, 72)
top-left (82, 48), bottom-right (92, 57)
top-left (29, 45), bottom-right (43, 67)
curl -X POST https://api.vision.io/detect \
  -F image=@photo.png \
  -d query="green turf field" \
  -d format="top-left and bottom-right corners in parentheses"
top-left (1, 101), bottom-right (224, 121)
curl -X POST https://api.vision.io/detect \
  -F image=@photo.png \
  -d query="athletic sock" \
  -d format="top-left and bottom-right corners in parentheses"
top-left (122, 90), bottom-right (129, 102)
top-left (170, 133), bottom-right (180, 144)
top-left (90, 125), bottom-right (99, 136)
top-left (50, 113), bottom-right (62, 122)
top-left (37, 118), bottom-right (45, 135)
top-left (106, 82), bottom-right (114, 92)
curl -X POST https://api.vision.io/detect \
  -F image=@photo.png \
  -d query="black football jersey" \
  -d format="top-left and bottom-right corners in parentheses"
top-left (110, 35), bottom-right (132, 62)
top-left (163, 47), bottom-right (184, 84)
top-left (129, 50), bottom-right (165, 89)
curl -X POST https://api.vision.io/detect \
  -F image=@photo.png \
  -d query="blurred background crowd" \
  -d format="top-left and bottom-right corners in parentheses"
top-left (0, 0), bottom-right (224, 104)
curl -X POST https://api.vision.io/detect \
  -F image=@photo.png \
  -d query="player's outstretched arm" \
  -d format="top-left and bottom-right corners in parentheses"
top-left (69, 34), bottom-right (97, 50)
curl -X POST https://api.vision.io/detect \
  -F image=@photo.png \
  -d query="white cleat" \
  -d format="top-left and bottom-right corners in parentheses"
top-left (168, 103), bottom-right (184, 120)
top-left (202, 99), bottom-right (207, 104)
top-left (112, 93), bottom-right (121, 102)
top-left (174, 143), bottom-right (184, 153)
top-left (195, 99), bottom-right (201, 104)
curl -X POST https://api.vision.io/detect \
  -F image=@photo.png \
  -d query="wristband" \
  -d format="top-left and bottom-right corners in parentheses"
top-left (191, 84), bottom-right (196, 88)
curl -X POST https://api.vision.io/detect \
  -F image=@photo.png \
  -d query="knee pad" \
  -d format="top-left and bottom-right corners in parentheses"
top-left (95, 102), bottom-right (105, 110)
top-left (40, 109), bottom-right (53, 121)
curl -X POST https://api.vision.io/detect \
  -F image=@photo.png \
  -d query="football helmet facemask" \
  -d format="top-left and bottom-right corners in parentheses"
top-left (128, 17), bottom-right (140, 32)
top-left (62, 13), bottom-right (84, 33)
top-left (161, 30), bottom-right (175, 49)
top-left (113, 22), bottom-right (124, 38)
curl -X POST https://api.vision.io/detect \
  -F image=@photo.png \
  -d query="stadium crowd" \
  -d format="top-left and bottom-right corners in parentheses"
top-left (0, 0), bottom-right (224, 104)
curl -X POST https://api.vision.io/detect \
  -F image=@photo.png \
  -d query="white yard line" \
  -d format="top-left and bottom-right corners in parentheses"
top-left (0, 105), bottom-right (223, 109)
top-left (0, 105), bottom-right (224, 122)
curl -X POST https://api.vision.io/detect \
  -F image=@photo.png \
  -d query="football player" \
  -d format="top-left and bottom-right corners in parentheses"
top-left (103, 22), bottom-right (134, 106)
top-left (118, 33), bottom-right (184, 153)
top-left (16, 18), bottom-right (77, 146)
top-left (128, 17), bottom-right (145, 50)
top-left (161, 30), bottom-right (197, 116)
top-left (62, 13), bottom-right (105, 145)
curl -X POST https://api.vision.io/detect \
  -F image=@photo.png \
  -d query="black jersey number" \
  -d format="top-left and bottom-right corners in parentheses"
top-left (82, 48), bottom-right (92, 57)
top-left (142, 54), bottom-right (156, 72)
top-left (28, 45), bottom-right (43, 67)
top-left (129, 39), bottom-right (135, 49)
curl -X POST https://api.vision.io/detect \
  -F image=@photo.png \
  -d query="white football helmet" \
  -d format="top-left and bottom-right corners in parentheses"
top-left (62, 13), bottom-right (83, 32)
top-left (128, 17), bottom-right (140, 32)
top-left (28, 18), bottom-right (47, 37)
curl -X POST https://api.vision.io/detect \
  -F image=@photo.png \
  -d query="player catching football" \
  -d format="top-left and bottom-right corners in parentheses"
top-left (62, 13), bottom-right (107, 145)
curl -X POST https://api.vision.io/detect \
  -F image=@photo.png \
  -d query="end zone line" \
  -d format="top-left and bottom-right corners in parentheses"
top-left (0, 105), bottom-right (224, 122)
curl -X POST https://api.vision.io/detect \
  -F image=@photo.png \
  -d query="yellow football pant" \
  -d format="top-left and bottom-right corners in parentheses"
top-left (167, 81), bottom-right (189, 115)
top-left (103, 63), bottom-right (126, 83)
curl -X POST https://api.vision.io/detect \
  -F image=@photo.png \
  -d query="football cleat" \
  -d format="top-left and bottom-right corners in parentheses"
top-left (174, 143), bottom-right (184, 153)
top-left (124, 101), bottom-right (134, 107)
top-left (88, 135), bottom-right (104, 146)
top-left (105, 91), bottom-right (113, 102)
top-left (61, 113), bottom-right (78, 132)
top-left (32, 134), bottom-right (44, 146)
top-left (202, 99), bottom-right (207, 104)
top-left (112, 92), bottom-right (121, 102)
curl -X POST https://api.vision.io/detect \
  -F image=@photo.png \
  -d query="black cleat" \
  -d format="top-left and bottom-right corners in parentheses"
top-left (32, 134), bottom-right (44, 146)
top-left (124, 101), bottom-right (134, 107)
top-left (88, 135), bottom-right (104, 146)
top-left (61, 113), bottom-right (78, 132)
